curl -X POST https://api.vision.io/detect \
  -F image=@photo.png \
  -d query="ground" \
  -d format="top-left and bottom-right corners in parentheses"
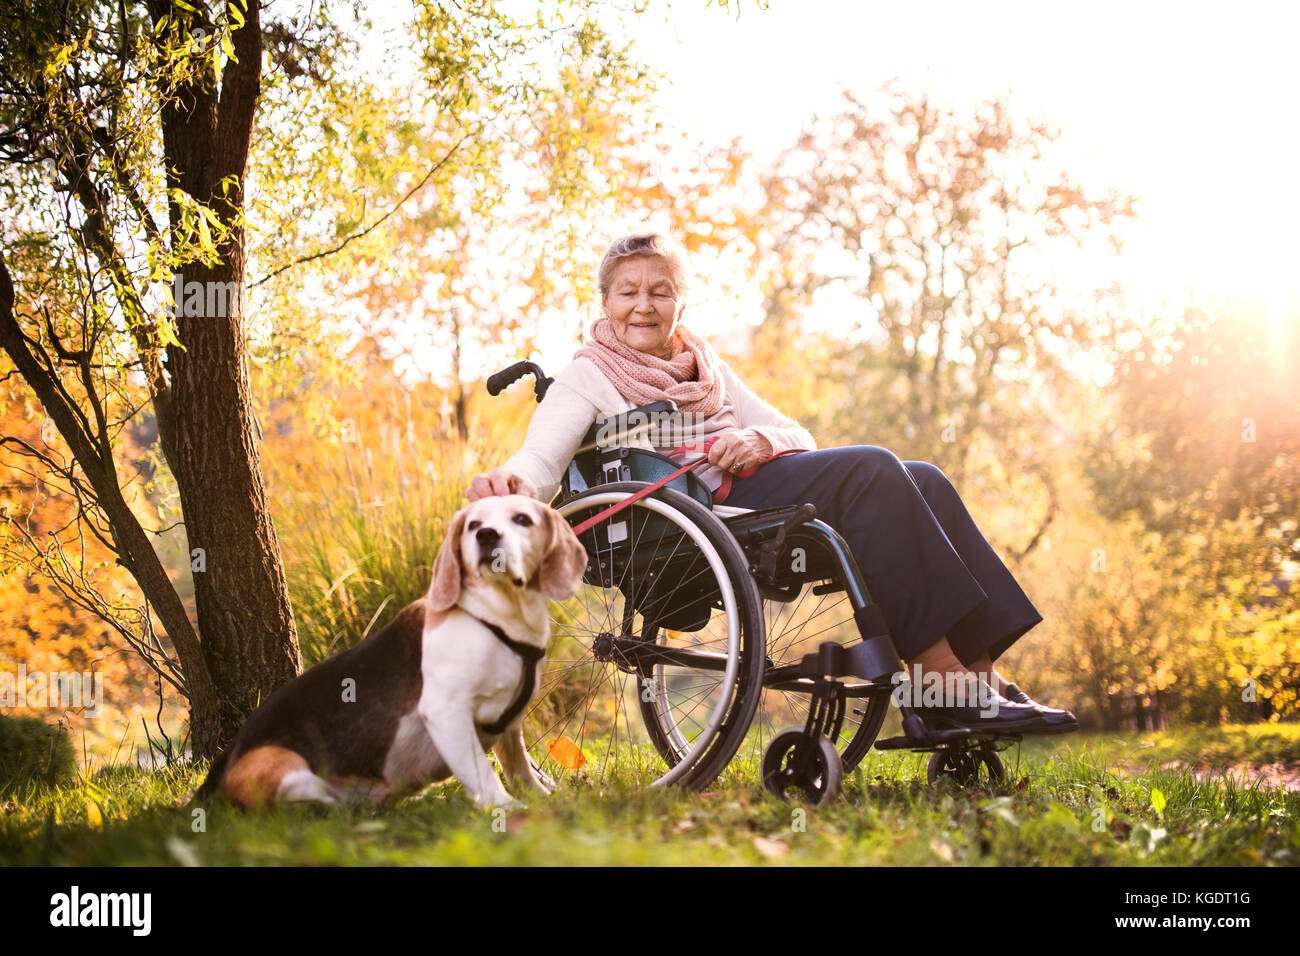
top-left (1, 724), bottom-right (1296, 866)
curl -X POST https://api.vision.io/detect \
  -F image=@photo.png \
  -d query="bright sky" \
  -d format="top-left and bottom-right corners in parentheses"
top-left (637, 0), bottom-right (1299, 314)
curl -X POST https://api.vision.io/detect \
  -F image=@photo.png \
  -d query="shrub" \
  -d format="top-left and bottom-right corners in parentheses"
top-left (0, 714), bottom-right (77, 793)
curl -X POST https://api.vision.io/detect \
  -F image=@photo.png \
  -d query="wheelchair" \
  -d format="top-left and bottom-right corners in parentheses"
top-left (488, 361), bottom-right (1022, 804)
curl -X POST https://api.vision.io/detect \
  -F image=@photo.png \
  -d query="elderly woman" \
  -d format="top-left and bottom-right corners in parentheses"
top-left (468, 233), bottom-right (1076, 733)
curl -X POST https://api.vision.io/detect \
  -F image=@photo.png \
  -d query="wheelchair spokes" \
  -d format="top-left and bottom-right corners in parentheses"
top-left (522, 484), bottom-right (764, 791)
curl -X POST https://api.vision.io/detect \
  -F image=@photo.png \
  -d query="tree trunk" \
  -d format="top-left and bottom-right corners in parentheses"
top-left (1103, 693), bottom-right (1123, 732)
top-left (165, 260), bottom-right (301, 746)
top-left (451, 307), bottom-right (469, 441)
top-left (147, 0), bottom-right (300, 753)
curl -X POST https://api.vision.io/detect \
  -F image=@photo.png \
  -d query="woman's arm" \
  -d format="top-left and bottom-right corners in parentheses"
top-left (703, 360), bottom-right (816, 474)
top-left (719, 361), bottom-right (817, 454)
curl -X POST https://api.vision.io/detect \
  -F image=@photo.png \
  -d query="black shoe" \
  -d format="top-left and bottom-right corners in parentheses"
top-left (913, 678), bottom-right (1048, 734)
top-left (1000, 682), bottom-right (1079, 734)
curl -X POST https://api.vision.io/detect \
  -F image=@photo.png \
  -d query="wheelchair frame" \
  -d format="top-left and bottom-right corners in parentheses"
top-left (487, 361), bottom-right (1019, 803)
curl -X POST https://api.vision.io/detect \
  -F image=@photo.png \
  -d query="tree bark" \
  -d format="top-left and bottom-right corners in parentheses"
top-left (145, 0), bottom-right (300, 752)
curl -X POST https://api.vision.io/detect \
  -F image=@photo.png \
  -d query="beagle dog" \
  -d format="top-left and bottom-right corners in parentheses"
top-left (193, 495), bottom-right (587, 810)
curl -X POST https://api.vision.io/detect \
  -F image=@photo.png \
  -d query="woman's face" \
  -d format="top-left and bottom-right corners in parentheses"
top-left (602, 255), bottom-right (683, 360)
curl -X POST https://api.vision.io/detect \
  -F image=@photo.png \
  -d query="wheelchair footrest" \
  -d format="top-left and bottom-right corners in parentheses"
top-left (874, 727), bottom-right (975, 751)
top-left (876, 726), bottom-right (1025, 752)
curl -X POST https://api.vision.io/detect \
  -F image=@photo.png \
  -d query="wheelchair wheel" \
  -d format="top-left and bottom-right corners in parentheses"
top-left (926, 744), bottom-right (1004, 788)
top-left (524, 483), bottom-right (764, 791)
top-left (761, 727), bottom-right (842, 805)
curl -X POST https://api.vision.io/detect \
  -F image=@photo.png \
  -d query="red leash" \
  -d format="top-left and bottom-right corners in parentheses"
top-left (570, 439), bottom-right (721, 536)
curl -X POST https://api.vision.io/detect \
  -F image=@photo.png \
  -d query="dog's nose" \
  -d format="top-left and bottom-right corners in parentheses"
top-left (475, 526), bottom-right (501, 548)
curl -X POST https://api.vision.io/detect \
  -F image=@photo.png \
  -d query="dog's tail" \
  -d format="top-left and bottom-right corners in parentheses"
top-left (187, 746), bottom-right (231, 806)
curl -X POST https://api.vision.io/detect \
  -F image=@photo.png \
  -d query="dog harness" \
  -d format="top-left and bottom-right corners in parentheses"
top-left (476, 619), bottom-right (546, 736)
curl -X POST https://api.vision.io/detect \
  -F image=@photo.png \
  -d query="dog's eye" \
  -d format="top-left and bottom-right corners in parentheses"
top-left (467, 520), bottom-right (481, 532)
top-left (512, 513), bottom-right (533, 527)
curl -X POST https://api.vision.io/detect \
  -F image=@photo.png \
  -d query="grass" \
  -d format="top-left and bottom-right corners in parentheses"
top-left (0, 723), bottom-right (1296, 866)
top-left (1040, 723), bottom-right (1300, 772)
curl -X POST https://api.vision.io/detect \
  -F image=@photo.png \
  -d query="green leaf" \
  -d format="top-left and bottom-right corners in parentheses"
top-left (158, 315), bottom-right (182, 349)
top-left (1151, 787), bottom-right (1167, 817)
top-left (196, 212), bottom-right (214, 255)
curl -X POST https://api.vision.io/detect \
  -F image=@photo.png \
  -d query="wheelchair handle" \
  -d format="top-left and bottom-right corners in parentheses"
top-left (486, 361), bottom-right (553, 403)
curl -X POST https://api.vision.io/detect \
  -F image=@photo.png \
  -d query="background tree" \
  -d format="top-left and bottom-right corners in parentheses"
top-left (0, 372), bottom-right (188, 753)
top-left (1081, 299), bottom-right (1300, 723)
top-left (350, 32), bottom-right (657, 441)
top-left (745, 85), bottom-right (1136, 559)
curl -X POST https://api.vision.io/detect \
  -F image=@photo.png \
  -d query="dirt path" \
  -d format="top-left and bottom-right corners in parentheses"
top-left (1174, 761), bottom-right (1300, 792)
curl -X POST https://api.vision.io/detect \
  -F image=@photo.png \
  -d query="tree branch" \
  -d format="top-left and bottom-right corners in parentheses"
top-left (55, 124), bottom-right (178, 463)
top-left (215, 0), bottom-right (262, 191)
top-left (248, 131), bottom-right (472, 288)
top-left (0, 252), bottom-right (212, 707)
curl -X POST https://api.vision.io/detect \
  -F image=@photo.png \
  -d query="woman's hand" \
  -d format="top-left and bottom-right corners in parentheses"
top-left (467, 468), bottom-right (537, 501)
top-left (707, 429), bottom-right (773, 476)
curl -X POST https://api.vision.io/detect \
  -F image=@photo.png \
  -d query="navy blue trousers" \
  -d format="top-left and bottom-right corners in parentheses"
top-left (723, 446), bottom-right (1042, 665)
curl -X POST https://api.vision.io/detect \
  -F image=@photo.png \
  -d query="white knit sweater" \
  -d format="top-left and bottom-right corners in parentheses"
top-left (502, 356), bottom-right (817, 503)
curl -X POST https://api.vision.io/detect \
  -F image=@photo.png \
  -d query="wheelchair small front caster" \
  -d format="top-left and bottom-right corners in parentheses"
top-left (926, 743), bottom-right (1004, 788)
top-left (762, 727), bottom-right (842, 805)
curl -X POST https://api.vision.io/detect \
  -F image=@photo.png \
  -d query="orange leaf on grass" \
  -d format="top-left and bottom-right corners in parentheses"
top-left (547, 736), bottom-right (586, 770)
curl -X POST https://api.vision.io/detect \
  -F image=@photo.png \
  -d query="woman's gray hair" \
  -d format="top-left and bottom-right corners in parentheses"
top-left (597, 233), bottom-right (690, 299)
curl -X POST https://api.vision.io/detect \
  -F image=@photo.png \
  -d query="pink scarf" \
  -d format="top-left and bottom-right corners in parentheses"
top-left (575, 317), bottom-right (726, 415)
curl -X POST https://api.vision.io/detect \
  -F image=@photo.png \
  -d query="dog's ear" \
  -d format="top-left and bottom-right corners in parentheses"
top-left (428, 507), bottom-right (468, 611)
top-left (538, 506), bottom-right (588, 601)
